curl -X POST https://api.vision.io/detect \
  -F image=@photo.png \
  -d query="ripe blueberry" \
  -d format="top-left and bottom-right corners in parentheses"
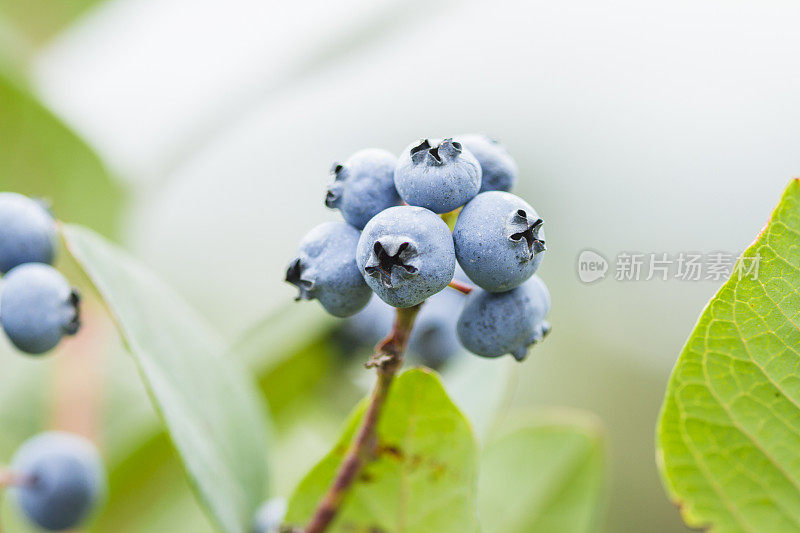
top-left (10, 432), bottom-right (105, 531)
top-left (0, 263), bottom-right (80, 355)
top-left (286, 221), bottom-right (372, 317)
top-left (457, 275), bottom-right (551, 361)
top-left (394, 138), bottom-right (481, 214)
top-left (0, 193), bottom-right (57, 274)
top-left (456, 134), bottom-right (518, 193)
top-left (252, 498), bottom-right (287, 533)
top-left (453, 191), bottom-right (545, 292)
top-left (356, 206), bottom-right (455, 307)
top-left (325, 148), bottom-right (400, 230)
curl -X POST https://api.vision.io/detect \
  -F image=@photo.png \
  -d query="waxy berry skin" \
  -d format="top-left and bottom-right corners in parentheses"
top-left (286, 221), bottom-right (372, 317)
top-left (453, 191), bottom-right (546, 293)
top-left (325, 148), bottom-right (400, 230)
top-left (456, 134), bottom-right (518, 193)
top-left (394, 138), bottom-right (482, 214)
top-left (0, 263), bottom-right (80, 355)
top-left (0, 192), bottom-right (57, 274)
top-left (10, 432), bottom-right (105, 531)
top-left (356, 206), bottom-right (455, 308)
top-left (456, 275), bottom-right (551, 361)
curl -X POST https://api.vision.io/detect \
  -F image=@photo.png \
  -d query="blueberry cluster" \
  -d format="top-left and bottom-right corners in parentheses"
top-left (7, 432), bottom-right (105, 531)
top-left (0, 193), bottom-right (81, 355)
top-left (286, 135), bottom-right (551, 362)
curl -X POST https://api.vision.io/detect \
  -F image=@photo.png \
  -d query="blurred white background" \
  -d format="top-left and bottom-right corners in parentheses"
top-left (23, 0), bottom-right (800, 530)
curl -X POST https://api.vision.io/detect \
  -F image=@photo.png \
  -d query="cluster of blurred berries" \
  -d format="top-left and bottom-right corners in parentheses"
top-left (286, 134), bottom-right (551, 363)
top-left (0, 193), bottom-right (81, 355)
top-left (0, 194), bottom-right (102, 531)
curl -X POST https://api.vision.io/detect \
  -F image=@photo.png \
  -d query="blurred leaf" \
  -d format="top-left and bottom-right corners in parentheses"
top-left (0, 71), bottom-right (123, 237)
top-left (443, 354), bottom-right (515, 440)
top-left (63, 224), bottom-right (271, 533)
top-left (0, 0), bottom-right (105, 45)
top-left (0, 14), bottom-right (31, 82)
top-left (231, 303), bottom-right (336, 374)
top-left (657, 179), bottom-right (800, 532)
top-left (479, 411), bottom-right (606, 533)
top-left (285, 368), bottom-right (479, 532)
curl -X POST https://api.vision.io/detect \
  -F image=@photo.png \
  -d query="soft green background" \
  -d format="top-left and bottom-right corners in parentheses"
top-left (2, 1), bottom-right (800, 531)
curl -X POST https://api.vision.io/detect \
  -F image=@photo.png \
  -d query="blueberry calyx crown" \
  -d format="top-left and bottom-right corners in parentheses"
top-left (324, 163), bottom-right (345, 208)
top-left (511, 321), bottom-right (552, 361)
top-left (508, 210), bottom-right (546, 259)
top-left (285, 258), bottom-right (315, 300)
top-left (64, 289), bottom-right (81, 335)
top-left (409, 138), bottom-right (462, 166)
top-left (364, 237), bottom-right (419, 289)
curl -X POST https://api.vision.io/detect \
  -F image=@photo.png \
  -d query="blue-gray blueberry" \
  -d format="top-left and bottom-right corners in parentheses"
top-left (10, 432), bottom-right (105, 531)
top-left (394, 138), bottom-right (481, 214)
top-left (356, 206), bottom-right (455, 307)
top-left (453, 191), bottom-right (545, 292)
top-left (0, 263), bottom-right (80, 354)
top-left (456, 134), bottom-right (518, 193)
top-left (0, 192), bottom-right (57, 274)
top-left (286, 221), bottom-right (372, 317)
top-left (457, 275), bottom-right (551, 361)
top-left (325, 148), bottom-right (400, 230)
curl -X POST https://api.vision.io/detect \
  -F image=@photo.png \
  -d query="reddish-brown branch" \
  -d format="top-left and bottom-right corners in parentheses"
top-left (304, 304), bottom-right (421, 533)
top-left (448, 279), bottom-right (474, 295)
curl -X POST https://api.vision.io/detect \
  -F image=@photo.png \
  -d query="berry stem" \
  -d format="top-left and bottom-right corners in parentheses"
top-left (448, 279), bottom-right (474, 295)
top-left (303, 304), bottom-right (422, 533)
top-left (0, 469), bottom-right (30, 533)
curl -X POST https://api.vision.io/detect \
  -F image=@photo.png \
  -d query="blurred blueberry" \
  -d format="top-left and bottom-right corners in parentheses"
top-left (456, 134), bottom-right (518, 193)
top-left (457, 275), bottom-right (551, 361)
top-left (0, 263), bottom-right (80, 355)
top-left (11, 432), bottom-right (105, 531)
top-left (408, 288), bottom-right (465, 368)
top-left (286, 221), bottom-right (372, 317)
top-left (252, 497), bottom-right (287, 533)
top-left (325, 148), bottom-right (400, 230)
top-left (394, 138), bottom-right (481, 214)
top-left (356, 206), bottom-right (455, 307)
top-left (0, 192), bottom-right (57, 274)
top-left (453, 191), bottom-right (545, 292)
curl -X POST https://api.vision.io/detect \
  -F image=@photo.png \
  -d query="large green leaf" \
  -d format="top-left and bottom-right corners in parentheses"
top-left (285, 368), bottom-right (479, 532)
top-left (0, 71), bottom-right (123, 237)
top-left (478, 411), bottom-right (606, 533)
top-left (657, 179), bottom-right (800, 532)
top-left (62, 224), bottom-right (270, 533)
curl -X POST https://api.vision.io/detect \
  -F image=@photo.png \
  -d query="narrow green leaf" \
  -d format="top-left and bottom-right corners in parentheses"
top-left (0, 71), bottom-right (123, 238)
top-left (479, 411), bottom-right (606, 533)
top-left (62, 224), bottom-right (270, 533)
top-left (285, 368), bottom-right (479, 532)
top-left (657, 179), bottom-right (800, 532)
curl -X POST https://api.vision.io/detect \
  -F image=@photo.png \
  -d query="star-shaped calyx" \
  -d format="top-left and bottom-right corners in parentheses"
top-left (64, 289), bottom-right (81, 335)
top-left (409, 138), bottom-right (462, 166)
top-left (285, 258), bottom-right (315, 300)
top-left (508, 209), bottom-right (546, 259)
top-left (324, 163), bottom-right (345, 208)
top-left (364, 237), bottom-right (419, 289)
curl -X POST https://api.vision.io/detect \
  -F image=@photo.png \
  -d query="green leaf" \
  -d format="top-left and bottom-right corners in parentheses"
top-left (62, 224), bottom-right (270, 533)
top-left (0, 71), bottom-right (123, 238)
top-left (443, 354), bottom-right (515, 441)
top-left (657, 179), bottom-right (800, 532)
top-left (0, 0), bottom-right (106, 45)
top-left (285, 368), bottom-right (479, 532)
top-left (478, 411), bottom-right (606, 533)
